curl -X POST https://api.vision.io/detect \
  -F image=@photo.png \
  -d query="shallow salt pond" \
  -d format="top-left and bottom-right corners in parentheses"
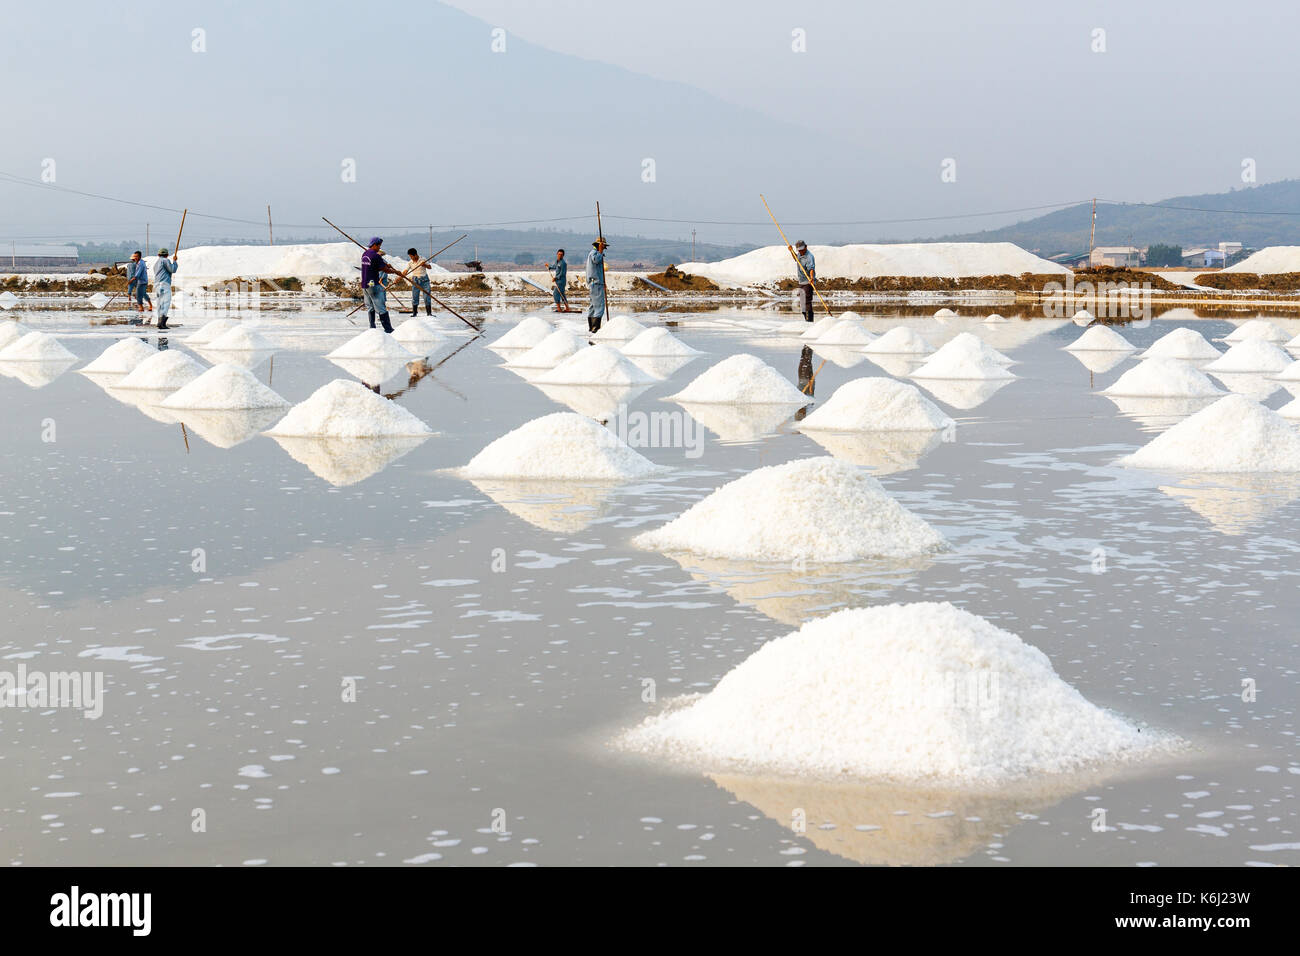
top-left (0, 303), bottom-right (1297, 866)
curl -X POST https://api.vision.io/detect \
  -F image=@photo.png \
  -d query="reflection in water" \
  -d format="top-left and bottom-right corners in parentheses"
top-left (329, 356), bottom-right (413, 386)
top-left (1158, 473), bottom-right (1300, 536)
top-left (798, 428), bottom-right (944, 475)
top-left (623, 352), bottom-right (699, 381)
top-left (794, 346), bottom-right (815, 422)
top-left (1209, 372), bottom-right (1281, 402)
top-left (269, 435), bottom-right (430, 486)
top-left (862, 352), bottom-right (926, 378)
top-left (466, 478), bottom-right (615, 532)
top-left (810, 344), bottom-right (869, 369)
top-left (1067, 349), bottom-right (1133, 375)
top-left (193, 346), bottom-right (273, 370)
top-left (675, 401), bottom-right (803, 444)
top-left (167, 407), bottom-right (288, 449)
top-left (1104, 394), bottom-right (1218, 433)
top-left (912, 377), bottom-right (1012, 410)
top-left (0, 358), bottom-right (77, 389)
top-left (535, 383), bottom-right (651, 421)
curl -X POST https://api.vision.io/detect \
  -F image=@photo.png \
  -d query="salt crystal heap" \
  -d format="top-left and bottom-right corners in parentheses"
top-left (0, 331), bottom-right (76, 362)
top-left (80, 338), bottom-right (156, 374)
top-left (862, 327), bottom-right (934, 355)
top-left (113, 349), bottom-right (206, 390)
top-left (618, 601), bottom-right (1172, 783)
top-left (800, 315), bottom-right (839, 340)
top-left (632, 457), bottom-right (944, 562)
top-left (161, 364), bottom-right (289, 410)
top-left (798, 378), bottom-right (954, 432)
top-left (591, 315), bottom-right (647, 341)
top-left (491, 315), bottom-right (553, 350)
top-left (326, 329), bottom-right (416, 361)
top-left (1139, 328), bottom-right (1221, 361)
top-left (0, 322), bottom-right (28, 350)
top-left (459, 412), bottom-right (665, 480)
top-left (669, 354), bottom-right (808, 404)
top-left (1064, 325), bottom-right (1136, 352)
top-left (1202, 339), bottom-right (1293, 374)
top-left (187, 319), bottom-right (238, 346)
top-left (1119, 394), bottom-right (1300, 472)
top-left (266, 380), bottom-right (432, 437)
top-left (619, 327), bottom-right (700, 357)
top-left (203, 325), bottom-right (276, 352)
top-left (534, 344), bottom-right (657, 386)
top-left (1101, 359), bottom-right (1223, 398)
top-left (1225, 319), bottom-right (1288, 344)
top-left (392, 319), bottom-right (448, 348)
top-left (506, 329), bottom-right (587, 369)
top-left (910, 333), bottom-right (1014, 381)
top-left (815, 319), bottom-right (877, 348)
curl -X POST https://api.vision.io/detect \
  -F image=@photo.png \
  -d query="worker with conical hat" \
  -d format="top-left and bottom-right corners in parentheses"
top-left (585, 238), bottom-right (609, 333)
top-left (152, 247), bottom-right (178, 330)
top-left (790, 239), bottom-right (816, 323)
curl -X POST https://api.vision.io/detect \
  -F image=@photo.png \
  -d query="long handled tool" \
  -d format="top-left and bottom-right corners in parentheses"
top-left (173, 209), bottom-right (188, 258)
top-left (397, 233), bottom-right (468, 313)
top-left (322, 218), bottom-right (478, 331)
top-left (760, 194), bottom-right (834, 393)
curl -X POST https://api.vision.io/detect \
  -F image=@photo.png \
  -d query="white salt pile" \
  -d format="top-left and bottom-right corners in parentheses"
top-left (112, 349), bottom-right (206, 390)
top-left (0, 322), bottom-right (27, 350)
top-left (619, 327), bottom-right (700, 357)
top-left (1225, 319), bottom-right (1289, 344)
top-left (799, 315), bottom-right (839, 340)
top-left (816, 319), bottom-right (877, 347)
top-left (1101, 359), bottom-right (1224, 398)
top-left (1223, 246), bottom-right (1300, 274)
top-left (1273, 360), bottom-right (1300, 383)
top-left (911, 334), bottom-right (1014, 381)
top-left (618, 602), bottom-right (1168, 782)
top-left (632, 457), bottom-right (944, 562)
top-left (266, 380), bottom-right (432, 438)
top-left (592, 315), bottom-right (646, 341)
top-left (459, 412), bottom-right (664, 480)
top-left (392, 318), bottom-right (448, 348)
top-left (669, 354), bottom-right (809, 404)
top-left (326, 328), bottom-right (416, 361)
top-left (153, 241), bottom-right (449, 291)
top-left (1203, 339), bottom-right (1293, 374)
top-left (161, 363), bottom-right (289, 410)
top-left (80, 337), bottom-right (157, 374)
top-left (862, 327), bottom-right (934, 355)
top-left (1286, 331), bottom-right (1300, 350)
top-left (1072, 309), bottom-right (1095, 323)
top-left (491, 315), bottom-right (553, 350)
top-left (1064, 325), bottom-right (1136, 352)
top-left (984, 313), bottom-right (1009, 324)
top-left (0, 331), bottom-right (76, 362)
top-left (934, 308), bottom-right (958, 318)
top-left (798, 378), bottom-right (955, 432)
top-left (534, 344), bottom-right (658, 387)
top-left (1277, 396), bottom-right (1300, 419)
top-left (506, 328), bottom-right (587, 369)
top-left (1140, 328), bottom-right (1221, 361)
top-left (1119, 394), bottom-right (1300, 472)
top-left (203, 325), bottom-right (276, 352)
top-left (187, 318), bottom-right (238, 346)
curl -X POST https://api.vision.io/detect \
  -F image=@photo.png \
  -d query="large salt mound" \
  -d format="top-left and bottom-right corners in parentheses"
top-left (203, 325), bottom-right (276, 352)
top-left (1119, 394), bottom-right (1300, 472)
top-left (1273, 360), bottom-right (1300, 383)
top-left (266, 380), bottom-right (431, 438)
top-left (534, 344), bottom-right (657, 387)
top-left (0, 322), bottom-right (28, 350)
top-left (392, 318), bottom-right (449, 349)
top-left (934, 308), bottom-right (958, 318)
top-left (930, 332), bottom-right (1012, 365)
top-left (187, 319), bottom-right (238, 346)
top-left (911, 335), bottom-right (1014, 381)
top-left (619, 602), bottom-right (1166, 782)
top-left (1202, 339), bottom-right (1293, 373)
top-left (798, 378), bottom-right (955, 432)
top-left (1225, 319), bottom-right (1288, 343)
top-left (1140, 328), bottom-right (1221, 361)
top-left (669, 354), bottom-right (809, 405)
top-left (799, 315), bottom-right (839, 340)
top-left (619, 327), bottom-right (700, 357)
top-left (1224, 246), bottom-right (1300, 275)
top-left (506, 329), bottom-right (587, 368)
top-left (1101, 358), bottom-right (1224, 398)
top-left (81, 337), bottom-right (157, 374)
top-left (460, 412), bottom-right (664, 480)
top-left (591, 315), bottom-right (646, 341)
top-left (816, 319), bottom-right (877, 347)
top-left (491, 315), bottom-right (553, 350)
top-left (633, 457), bottom-right (944, 562)
top-left (146, 241), bottom-right (449, 291)
top-left (1064, 325), bottom-right (1135, 352)
top-left (161, 363), bottom-right (289, 410)
top-left (862, 327), bottom-right (934, 355)
top-left (113, 349), bottom-right (206, 390)
top-left (0, 331), bottom-right (76, 362)
top-left (326, 328), bottom-right (416, 361)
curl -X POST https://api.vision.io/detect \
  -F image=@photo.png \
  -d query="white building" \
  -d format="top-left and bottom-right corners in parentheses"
top-left (4, 244), bottom-right (79, 268)
top-left (1090, 246), bottom-right (1141, 268)
top-left (1182, 247), bottom-right (1226, 268)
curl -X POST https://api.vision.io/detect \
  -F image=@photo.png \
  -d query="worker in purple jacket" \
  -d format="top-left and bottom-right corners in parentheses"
top-left (361, 237), bottom-right (400, 333)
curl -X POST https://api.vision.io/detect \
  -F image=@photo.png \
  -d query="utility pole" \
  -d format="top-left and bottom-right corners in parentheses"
top-left (146, 223), bottom-right (150, 252)
top-left (1088, 198), bottom-right (1097, 267)
top-left (268, 205), bottom-right (274, 245)
top-left (691, 228), bottom-right (696, 261)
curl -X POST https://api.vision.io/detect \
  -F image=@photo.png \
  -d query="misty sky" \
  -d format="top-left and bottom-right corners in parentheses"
top-left (2, 0), bottom-right (1295, 248)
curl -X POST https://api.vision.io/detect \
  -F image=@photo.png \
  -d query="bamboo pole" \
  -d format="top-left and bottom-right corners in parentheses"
top-left (594, 201), bottom-right (609, 329)
top-left (759, 194), bottom-right (834, 393)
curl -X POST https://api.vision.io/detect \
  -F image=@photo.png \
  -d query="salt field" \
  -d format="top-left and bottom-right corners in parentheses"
top-left (2, 303), bottom-right (1299, 868)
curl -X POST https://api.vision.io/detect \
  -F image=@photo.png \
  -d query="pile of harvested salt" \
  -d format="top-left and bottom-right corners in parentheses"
top-left (459, 412), bottom-right (664, 480)
top-left (862, 327), bottom-right (934, 355)
top-left (0, 322), bottom-right (28, 350)
top-left (934, 308), bottom-right (958, 318)
top-left (161, 363), bottom-right (289, 410)
top-left (266, 380), bottom-right (432, 438)
top-left (798, 378), bottom-right (954, 432)
top-left (816, 319), bottom-right (877, 347)
top-left (81, 337), bottom-right (157, 374)
top-left (1225, 319), bottom-right (1289, 344)
top-left (1119, 394), bottom-right (1300, 471)
top-left (506, 328), bottom-right (587, 368)
top-left (984, 313), bottom-right (1009, 324)
top-left (911, 334), bottom-right (1014, 381)
top-left (592, 315), bottom-right (647, 341)
top-left (1101, 359), bottom-right (1223, 398)
top-left (0, 331), bottom-right (76, 362)
top-left (1140, 328), bottom-right (1221, 361)
top-left (203, 325), bottom-right (275, 352)
top-left (113, 349), bottom-right (206, 390)
top-left (187, 318), bottom-right (238, 345)
top-left (491, 315), bottom-right (553, 350)
top-left (619, 327), bottom-right (700, 357)
top-left (632, 457), bottom-right (944, 562)
top-left (392, 319), bottom-right (448, 348)
top-left (669, 354), bottom-right (809, 404)
top-left (1202, 339), bottom-right (1293, 374)
top-left (618, 602), bottom-right (1169, 782)
top-left (326, 329), bottom-right (416, 361)
top-left (534, 344), bottom-right (657, 387)
top-left (799, 315), bottom-right (839, 340)
top-left (1064, 325), bottom-right (1136, 352)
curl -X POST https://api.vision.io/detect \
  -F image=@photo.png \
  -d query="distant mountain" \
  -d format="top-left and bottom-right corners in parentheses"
top-left (942, 180), bottom-right (1300, 255)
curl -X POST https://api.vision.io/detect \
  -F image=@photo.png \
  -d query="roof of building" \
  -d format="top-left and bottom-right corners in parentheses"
top-left (1093, 246), bottom-right (1141, 255)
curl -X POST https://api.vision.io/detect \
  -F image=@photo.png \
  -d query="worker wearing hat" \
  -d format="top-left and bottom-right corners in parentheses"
top-left (152, 246), bottom-right (179, 330)
top-left (585, 238), bottom-right (609, 333)
top-left (789, 239), bottom-right (816, 322)
top-left (361, 237), bottom-right (400, 333)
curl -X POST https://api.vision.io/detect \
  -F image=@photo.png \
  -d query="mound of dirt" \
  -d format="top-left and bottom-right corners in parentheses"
top-left (644, 265), bottom-right (720, 291)
top-left (1194, 272), bottom-right (1300, 292)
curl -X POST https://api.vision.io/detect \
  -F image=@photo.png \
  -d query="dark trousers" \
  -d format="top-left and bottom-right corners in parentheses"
top-left (799, 284), bottom-right (815, 322)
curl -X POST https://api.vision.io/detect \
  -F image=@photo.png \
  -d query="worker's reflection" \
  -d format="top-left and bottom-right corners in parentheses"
top-left (795, 345), bottom-right (814, 421)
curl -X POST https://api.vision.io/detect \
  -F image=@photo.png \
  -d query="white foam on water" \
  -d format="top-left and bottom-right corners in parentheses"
top-left (798, 378), bottom-right (955, 432)
top-left (1140, 328), bottom-right (1222, 361)
top-left (1203, 339), bottom-right (1293, 374)
top-left (161, 363), bottom-right (289, 410)
top-left (1119, 394), bottom-right (1300, 472)
top-left (669, 354), bottom-right (809, 404)
top-left (1064, 325), bottom-right (1136, 352)
top-left (0, 331), bottom-right (76, 362)
top-left (112, 349), bottom-right (206, 390)
top-left (1101, 359), bottom-right (1224, 398)
top-left (326, 328), bottom-right (417, 361)
top-left (459, 412), bottom-right (665, 480)
top-left (266, 379), bottom-right (432, 438)
top-left (534, 344), bottom-right (658, 386)
top-left (617, 601), bottom-right (1175, 783)
top-left (80, 338), bottom-right (157, 374)
top-left (619, 327), bottom-right (700, 357)
top-left (632, 456), bottom-right (944, 562)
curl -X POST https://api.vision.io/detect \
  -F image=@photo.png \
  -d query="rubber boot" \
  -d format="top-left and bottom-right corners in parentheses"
top-left (368, 309), bottom-right (377, 329)
top-left (157, 316), bottom-right (168, 330)
top-left (379, 312), bottom-right (393, 334)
